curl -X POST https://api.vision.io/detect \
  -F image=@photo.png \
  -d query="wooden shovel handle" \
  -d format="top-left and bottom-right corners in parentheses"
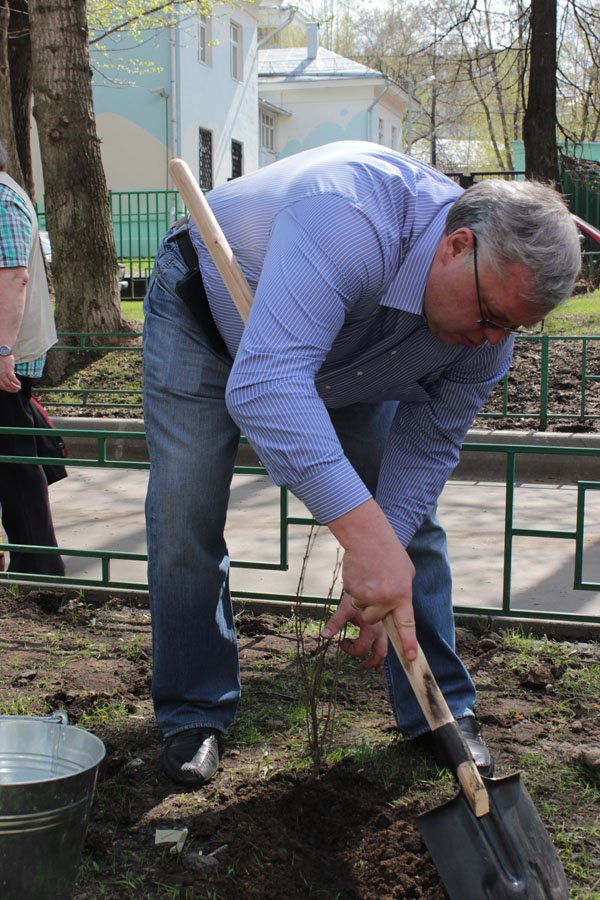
top-left (168, 158), bottom-right (253, 324)
top-left (384, 613), bottom-right (489, 817)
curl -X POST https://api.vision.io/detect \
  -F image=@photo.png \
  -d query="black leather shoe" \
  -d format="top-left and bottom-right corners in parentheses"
top-left (433, 716), bottom-right (495, 778)
top-left (163, 728), bottom-right (220, 786)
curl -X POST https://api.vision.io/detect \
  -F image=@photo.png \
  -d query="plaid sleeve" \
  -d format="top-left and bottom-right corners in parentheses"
top-left (0, 184), bottom-right (33, 268)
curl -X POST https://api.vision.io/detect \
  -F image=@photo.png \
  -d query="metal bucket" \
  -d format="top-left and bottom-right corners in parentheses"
top-left (0, 712), bottom-right (106, 900)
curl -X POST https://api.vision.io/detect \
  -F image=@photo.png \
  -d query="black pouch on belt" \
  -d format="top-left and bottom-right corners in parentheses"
top-left (173, 221), bottom-right (230, 358)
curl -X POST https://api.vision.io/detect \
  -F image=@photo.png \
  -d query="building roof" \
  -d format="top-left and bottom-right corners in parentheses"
top-left (259, 47), bottom-right (404, 90)
top-left (259, 97), bottom-right (292, 116)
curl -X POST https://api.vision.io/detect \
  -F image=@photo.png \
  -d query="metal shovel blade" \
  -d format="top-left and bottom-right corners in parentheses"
top-left (417, 772), bottom-right (568, 900)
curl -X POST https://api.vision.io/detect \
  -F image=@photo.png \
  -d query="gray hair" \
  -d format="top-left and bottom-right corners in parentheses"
top-left (445, 179), bottom-right (581, 313)
top-left (0, 141), bottom-right (8, 173)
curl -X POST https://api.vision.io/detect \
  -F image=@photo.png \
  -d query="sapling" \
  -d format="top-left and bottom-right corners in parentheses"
top-left (294, 523), bottom-right (346, 778)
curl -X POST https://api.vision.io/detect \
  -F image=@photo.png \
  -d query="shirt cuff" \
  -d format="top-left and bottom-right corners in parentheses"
top-left (379, 513), bottom-right (417, 549)
top-left (287, 456), bottom-right (372, 525)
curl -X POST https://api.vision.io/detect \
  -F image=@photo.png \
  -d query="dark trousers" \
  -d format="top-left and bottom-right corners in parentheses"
top-left (0, 376), bottom-right (64, 575)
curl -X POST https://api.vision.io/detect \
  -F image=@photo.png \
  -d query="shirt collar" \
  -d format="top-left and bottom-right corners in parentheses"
top-left (379, 201), bottom-right (453, 316)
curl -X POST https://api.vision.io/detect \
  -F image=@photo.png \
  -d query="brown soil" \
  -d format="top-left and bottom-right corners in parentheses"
top-left (2, 590), bottom-right (599, 900)
top-left (481, 337), bottom-right (600, 431)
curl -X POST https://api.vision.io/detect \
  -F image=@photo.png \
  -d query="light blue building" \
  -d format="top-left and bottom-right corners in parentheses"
top-left (87, 7), bottom-right (408, 191)
top-left (90, 1), bottom-right (264, 191)
top-left (31, 4), bottom-right (412, 267)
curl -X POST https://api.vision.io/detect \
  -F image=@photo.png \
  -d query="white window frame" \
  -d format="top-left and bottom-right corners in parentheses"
top-left (198, 13), bottom-right (212, 66)
top-left (260, 110), bottom-right (275, 151)
top-left (378, 117), bottom-right (385, 145)
top-left (391, 125), bottom-right (398, 151)
top-left (230, 21), bottom-right (243, 82)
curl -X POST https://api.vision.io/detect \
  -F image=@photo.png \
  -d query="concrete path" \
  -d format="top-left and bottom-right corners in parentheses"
top-left (43, 461), bottom-right (600, 624)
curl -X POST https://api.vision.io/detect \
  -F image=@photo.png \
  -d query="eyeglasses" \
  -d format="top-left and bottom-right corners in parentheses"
top-left (473, 234), bottom-right (543, 336)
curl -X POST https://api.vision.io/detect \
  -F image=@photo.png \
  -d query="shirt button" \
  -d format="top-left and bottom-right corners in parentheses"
top-left (325, 385), bottom-right (332, 390)
top-left (391, 350), bottom-right (397, 355)
top-left (356, 370), bottom-right (363, 376)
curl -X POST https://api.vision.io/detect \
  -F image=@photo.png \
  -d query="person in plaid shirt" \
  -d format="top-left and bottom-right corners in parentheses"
top-left (0, 141), bottom-right (64, 575)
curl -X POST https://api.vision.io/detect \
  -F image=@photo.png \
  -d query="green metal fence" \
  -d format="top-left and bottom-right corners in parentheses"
top-left (562, 167), bottom-right (600, 231)
top-left (36, 191), bottom-right (188, 300)
top-left (35, 332), bottom-right (600, 431)
top-left (463, 441), bottom-right (600, 623)
top-left (477, 334), bottom-right (600, 431)
top-left (110, 190), bottom-right (187, 297)
top-left (562, 168), bottom-right (600, 282)
top-left (1, 425), bottom-right (600, 624)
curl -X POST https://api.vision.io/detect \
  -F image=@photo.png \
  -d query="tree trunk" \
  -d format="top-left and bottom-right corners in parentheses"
top-left (28, 0), bottom-right (122, 367)
top-left (8, 0), bottom-right (34, 198)
top-left (523, 0), bottom-right (560, 183)
top-left (0, 0), bottom-right (24, 184)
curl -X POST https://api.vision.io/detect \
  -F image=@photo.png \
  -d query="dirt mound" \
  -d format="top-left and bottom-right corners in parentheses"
top-left (1, 592), bottom-right (598, 899)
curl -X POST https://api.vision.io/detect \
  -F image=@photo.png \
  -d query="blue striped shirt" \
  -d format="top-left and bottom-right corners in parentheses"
top-left (190, 142), bottom-right (513, 546)
top-left (0, 183), bottom-right (46, 377)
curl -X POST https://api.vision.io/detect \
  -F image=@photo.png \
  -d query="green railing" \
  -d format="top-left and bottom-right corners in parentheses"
top-left (110, 190), bottom-right (187, 297)
top-left (463, 441), bottom-right (600, 622)
top-left (478, 334), bottom-right (600, 431)
top-left (39, 332), bottom-right (143, 410)
top-left (562, 167), bottom-right (600, 232)
top-left (1, 426), bottom-right (600, 623)
top-left (561, 168), bottom-right (600, 281)
top-left (36, 192), bottom-right (188, 299)
top-left (36, 333), bottom-right (600, 430)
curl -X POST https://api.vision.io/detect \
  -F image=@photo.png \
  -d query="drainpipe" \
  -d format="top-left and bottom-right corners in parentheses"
top-left (257, 5), bottom-right (297, 49)
top-left (366, 78), bottom-right (390, 143)
top-left (150, 85), bottom-right (169, 189)
top-left (170, 24), bottom-right (178, 161)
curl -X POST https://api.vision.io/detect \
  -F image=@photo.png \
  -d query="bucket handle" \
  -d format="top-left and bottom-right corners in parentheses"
top-left (0, 710), bottom-right (69, 726)
top-left (49, 710), bottom-right (69, 726)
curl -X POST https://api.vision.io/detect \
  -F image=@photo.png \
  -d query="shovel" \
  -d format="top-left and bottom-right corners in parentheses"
top-left (167, 157), bottom-right (569, 900)
top-left (384, 614), bottom-right (569, 900)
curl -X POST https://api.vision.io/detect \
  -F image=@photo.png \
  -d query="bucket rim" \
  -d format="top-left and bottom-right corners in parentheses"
top-left (0, 713), bottom-right (106, 785)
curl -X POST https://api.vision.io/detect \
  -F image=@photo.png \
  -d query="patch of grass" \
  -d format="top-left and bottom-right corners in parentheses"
top-left (556, 661), bottom-right (600, 706)
top-left (503, 628), bottom-right (570, 664)
top-left (545, 289), bottom-right (600, 335)
top-left (0, 692), bottom-right (51, 716)
top-left (502, 629), bottom-right (600, 707)
top-left (343, 734), bottom-right (410, 781)
top-left (78, 697), bottom-right (130, 730)
top-left (121, 300), bottom-right (144, 321)
top-left (229, 690), bottom-right (306, 748)
top-left (121, 637), bottom-right (149, 663)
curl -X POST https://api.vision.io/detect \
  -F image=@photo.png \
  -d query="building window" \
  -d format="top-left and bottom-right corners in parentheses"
top-left (391, 125), bottom-right (398, 150)
top-left (231, 140), bottom-right (243, 179)
top-left (199, 128), bottom-right (213, 191)
top-left (198, 14), bottom-right (212, 66)
top-left (230, 22), bottom-right (242, 81)
top-left (378, 117), bottom-right (385, 145)
top-left (260, 111), bottom-right (275, 151)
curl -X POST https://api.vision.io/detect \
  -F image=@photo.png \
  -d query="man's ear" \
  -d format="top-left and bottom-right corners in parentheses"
top-left (443, 228), bottom-right (473, 261)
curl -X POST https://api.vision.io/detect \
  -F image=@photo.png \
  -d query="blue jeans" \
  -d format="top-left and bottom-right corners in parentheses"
top-left (143, 232), bottom-right (476, 739)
